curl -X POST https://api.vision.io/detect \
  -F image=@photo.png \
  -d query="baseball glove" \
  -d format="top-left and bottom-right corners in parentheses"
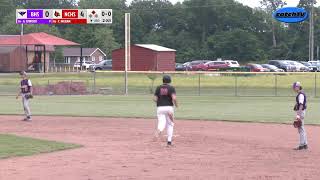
top-left (25, 94), bottom-right (33, 99)
top-left (293, 120), bottom-right (302, 128)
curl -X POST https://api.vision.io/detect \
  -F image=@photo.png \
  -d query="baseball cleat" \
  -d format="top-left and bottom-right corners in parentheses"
top-left (22, 116), bottom-right (32, 122)
top-left (294, 146), bottom-right (305, 150)
top-left (303, 145), bottom-right (308, 149)
top-left (167, 141), bottom-right (172, 146)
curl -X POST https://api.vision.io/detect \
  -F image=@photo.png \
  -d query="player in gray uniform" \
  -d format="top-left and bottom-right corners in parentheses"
top-left (16, 71), bottom-right (33, 121)
top-left (292, 82), bottom-right (308, 150)
top-left (153, 75), bottom-right (178, 146)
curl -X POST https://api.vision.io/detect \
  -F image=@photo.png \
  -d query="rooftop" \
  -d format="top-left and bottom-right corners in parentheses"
top-left (135, 44), bottom-right (176, 52)
top-left (63, 48), bottom-right (106, 57)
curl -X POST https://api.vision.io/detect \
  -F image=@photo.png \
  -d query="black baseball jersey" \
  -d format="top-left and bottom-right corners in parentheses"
top-left (154, 84), bottom-right (176, 107)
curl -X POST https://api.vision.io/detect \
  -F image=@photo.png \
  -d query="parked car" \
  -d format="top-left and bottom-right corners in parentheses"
top-left (89, 60), bottom-right (112, 71)
top-left (308, 61), bottom-right (320, 71)
top-left (187, 60), bottom-right (210, 71)
top-left (224, 60), bottom-right (240, 67)
top-left (182, 62), bottom-right (191, 71)
top-left (286, 60), bottom-right (309, 72)
top-left (74, 60), bottom-right (94, 69)
top-left (268, 60), bottom-right (294, 72)
top-left (175, 63), bottom-right (187, 71)
top-left (261, 64), bottom-right (284, 72)
top-left (300, 61), bottom-right (317, 72)
top-left (246, 63), bottom-right (269, 72)
top-left (205, 61), bottom-right (230, 71)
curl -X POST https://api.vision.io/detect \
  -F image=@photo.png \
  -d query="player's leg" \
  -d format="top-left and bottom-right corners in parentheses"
top-left (22, 95), bottom-right (32, 121)
top-left (298, 111), bottom-right (307, 148)
top-left (155, 107), bottom-right (167, 138)
top-left (22, 95), bottom-right (27, 120)
top-left (165, 107), bottom-right (174, 145)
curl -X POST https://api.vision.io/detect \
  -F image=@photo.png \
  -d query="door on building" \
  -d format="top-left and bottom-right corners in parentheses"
top-left (34, 45), bottom-right (45, 73)
top-left (34, 51), bottom-right (42, 72)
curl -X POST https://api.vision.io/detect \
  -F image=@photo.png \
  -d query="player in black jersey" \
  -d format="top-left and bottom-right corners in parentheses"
top-left (153, 75), bottom-right (178, 146)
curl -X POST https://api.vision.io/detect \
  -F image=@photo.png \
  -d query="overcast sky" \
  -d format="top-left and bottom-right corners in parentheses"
top-left (127, 0), bottom-right (301, 8)
top-left (235, 0), bottom-right (300, 8)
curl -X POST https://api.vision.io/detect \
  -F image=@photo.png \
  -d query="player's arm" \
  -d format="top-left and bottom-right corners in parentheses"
top-left (296, 105), bottom-right (304, 120)
top-left (153, 87), bottom-right (160, 103)
top-left (172, 94), bottom-right (178, 108)
top-left (16, 88), bottom-right (21, 99)
top-left (29, 86), bottom-right (33, 95)
top-left (28, 80), bottom-right (33, 95)
top-left (171, 87), bottom-right (178, 108)
top-left (153, 96), bottom-right (158, 102)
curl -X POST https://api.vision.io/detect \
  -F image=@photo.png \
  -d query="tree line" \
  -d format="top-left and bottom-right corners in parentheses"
top-left (0, 0), bottom-right (318, 63)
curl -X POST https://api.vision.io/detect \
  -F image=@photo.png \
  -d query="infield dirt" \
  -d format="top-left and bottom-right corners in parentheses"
top-left (0, 116), bottom-right (319, 180)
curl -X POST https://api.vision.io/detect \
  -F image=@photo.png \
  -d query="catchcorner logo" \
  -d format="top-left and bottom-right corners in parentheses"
top-left (273, 7), bottom-right (309, 23)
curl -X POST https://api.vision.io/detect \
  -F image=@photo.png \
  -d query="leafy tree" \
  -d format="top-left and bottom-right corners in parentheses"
top-left (260, 0), bottom-right (287, 47)
top-left (207, 29), bottom-right (266, 62)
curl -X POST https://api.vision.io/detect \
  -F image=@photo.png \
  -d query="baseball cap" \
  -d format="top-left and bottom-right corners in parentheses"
top-left (292, 82), bottom-right (301, 89)
top-left (19, 71), bottom-right (27, 76)
top-left (163, 75), bottom-right (171, 84)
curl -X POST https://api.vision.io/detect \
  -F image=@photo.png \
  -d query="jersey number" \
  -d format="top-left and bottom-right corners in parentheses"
top-left (160, 88), bottom-right (168, 96)
top-left (21, 85), bottom-right (28, 91)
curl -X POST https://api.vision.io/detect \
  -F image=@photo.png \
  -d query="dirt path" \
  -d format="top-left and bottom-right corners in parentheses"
top-left (0, 116), bottom-right (319, 180)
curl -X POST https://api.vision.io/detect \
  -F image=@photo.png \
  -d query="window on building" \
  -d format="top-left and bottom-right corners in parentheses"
top-left (64, 57), bottom-right (70, 64)
top-left (92, 56), bottom-right (96, 62)
top-left (99, 56), bottom-right (103, 61)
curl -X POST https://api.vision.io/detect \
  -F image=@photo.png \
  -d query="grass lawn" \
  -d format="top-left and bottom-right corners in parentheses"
top-left (0, 134), bottom-right (81, 159)
top-left (1, 72), bottom-right (320, 96)
top-left (1, 95), bottom-right (319, 124)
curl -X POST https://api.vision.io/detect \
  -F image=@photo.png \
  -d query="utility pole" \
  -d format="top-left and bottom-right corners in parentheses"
top-left (124, 13), bottom-right (131, 95)
top-left (309, 0), bottom-right (315, 61)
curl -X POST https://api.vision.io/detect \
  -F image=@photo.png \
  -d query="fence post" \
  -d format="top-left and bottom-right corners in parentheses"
top-left (93, 71), bottom-right (96, 94)
top-left (86, 79), bottom-right (89, 93)
top-left (315, 73), bottom-right (317, 97)
top-left (47, 79), bottom-right (50, 95)
top-left (198, 73), bottom-right (201, 96)
top-left (69, 80), bottom-right (72, 95)
top-left (274, 74), bottom-right (278, 96)
top-left (235, 75), bottom-right (238, 96)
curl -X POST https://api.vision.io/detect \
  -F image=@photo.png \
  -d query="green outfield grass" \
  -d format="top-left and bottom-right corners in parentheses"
top-left (0, 134), bottom-right (81, 159)
top-left (0, 95), bottom-right (319, 124)
top-left (1, 72), bottom-right (320, 96)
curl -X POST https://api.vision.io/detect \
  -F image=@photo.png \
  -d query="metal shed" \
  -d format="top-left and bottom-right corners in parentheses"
top-left (112, 44), bottom-right (176, 71)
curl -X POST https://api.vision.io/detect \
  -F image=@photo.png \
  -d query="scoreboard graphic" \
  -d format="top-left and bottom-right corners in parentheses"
top-left (16, 9), bottom-right (112, 24)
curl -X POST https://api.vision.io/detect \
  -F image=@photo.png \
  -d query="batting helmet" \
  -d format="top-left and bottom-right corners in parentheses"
top-left (163, 75), bottom-right (172, 84)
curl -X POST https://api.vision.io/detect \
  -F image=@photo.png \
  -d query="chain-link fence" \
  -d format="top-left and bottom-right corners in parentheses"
top-left (0, 71), bottom-right (319, 97)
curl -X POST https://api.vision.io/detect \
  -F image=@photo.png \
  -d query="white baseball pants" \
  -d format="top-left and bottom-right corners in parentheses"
top-left (22, 94), bottom-right (32, 118)
top-left (297, 110), bottom-right (307, 146)
top-left (157, 106), bottom-right (174, 142)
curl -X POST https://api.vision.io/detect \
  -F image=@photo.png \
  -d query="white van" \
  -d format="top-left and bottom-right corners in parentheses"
top-left (224, 60), bottom-right (240, 67)
top-left (74, 60), bottom-right (94, 69)
top-left (308, 60), bottom-right (320, 71)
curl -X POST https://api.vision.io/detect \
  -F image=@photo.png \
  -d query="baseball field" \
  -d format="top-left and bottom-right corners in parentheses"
top-left (1, 72), bottom-right (320, 179)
